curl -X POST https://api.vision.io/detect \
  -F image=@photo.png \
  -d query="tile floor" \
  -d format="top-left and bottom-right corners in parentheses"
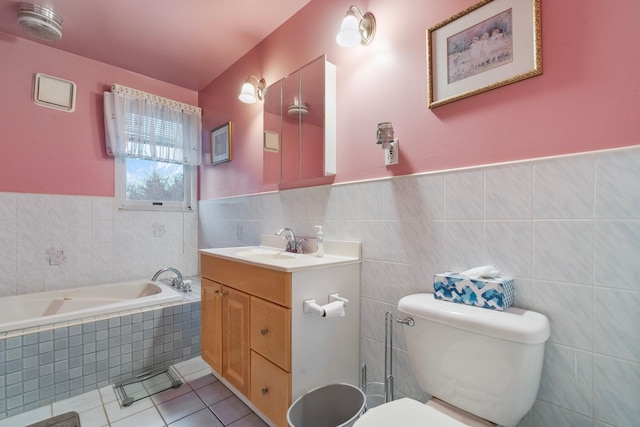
top-left (0, 357), bottom-right (268, 427)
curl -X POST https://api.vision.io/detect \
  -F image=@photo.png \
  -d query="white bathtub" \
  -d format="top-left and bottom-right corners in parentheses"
top-left (0, 280), bottom-right (184, 333)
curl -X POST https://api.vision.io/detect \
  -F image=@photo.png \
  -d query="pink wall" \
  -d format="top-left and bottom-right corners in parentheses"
top-left (0, 33), bottom-right (197, 197)
top-left (199, 0), bottom-right (640, 200)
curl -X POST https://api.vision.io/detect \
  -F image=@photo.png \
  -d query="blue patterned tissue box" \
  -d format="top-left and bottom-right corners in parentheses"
top-left (433, 273), bottom-right (514, 311)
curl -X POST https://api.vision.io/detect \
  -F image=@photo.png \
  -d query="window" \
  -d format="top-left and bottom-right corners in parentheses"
top-left (104, 84), bottom-right (201, 211)
top-left (115, 157), bottom-right (195, 211)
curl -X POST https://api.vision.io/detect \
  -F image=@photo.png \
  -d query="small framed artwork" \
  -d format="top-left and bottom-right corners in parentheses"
top-left (427, 0), bottom-right (541, 108)
top-left (211, 121), bottom-right (232, 165)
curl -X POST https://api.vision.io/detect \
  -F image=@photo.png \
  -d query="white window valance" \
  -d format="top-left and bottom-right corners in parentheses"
top-left (104, 84), bottom-right (202, 165)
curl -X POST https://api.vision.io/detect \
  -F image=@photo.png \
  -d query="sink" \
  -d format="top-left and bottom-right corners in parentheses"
top-left (236, 248), bottom-right (298, 260)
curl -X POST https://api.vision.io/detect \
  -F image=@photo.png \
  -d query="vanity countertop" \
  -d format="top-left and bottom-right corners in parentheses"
top-left (200, 235), bottom-right (361, 273)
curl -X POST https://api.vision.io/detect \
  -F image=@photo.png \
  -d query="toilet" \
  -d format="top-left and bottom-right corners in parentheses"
top-left (354, 293), bottom-right (550, 427)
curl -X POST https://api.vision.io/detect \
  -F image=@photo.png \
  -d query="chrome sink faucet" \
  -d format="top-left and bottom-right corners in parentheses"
top-left (151, 267), bottom-right (191, 292)
top-left (276, 228), bottom-right (303, 253)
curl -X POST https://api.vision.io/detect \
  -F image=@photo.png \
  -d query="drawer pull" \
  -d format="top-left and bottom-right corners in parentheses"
top-left (261, 387), bottom-right (269, 395)
top-left (261, 328), bottom-right (269, 336)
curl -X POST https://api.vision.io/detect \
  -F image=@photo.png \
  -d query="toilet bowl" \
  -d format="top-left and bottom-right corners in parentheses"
top-left (354, 397), bottom-right (494, 427)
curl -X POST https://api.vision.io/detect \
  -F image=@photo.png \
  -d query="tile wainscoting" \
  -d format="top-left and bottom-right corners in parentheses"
top-left (199, 145), bottom-right (640, 427)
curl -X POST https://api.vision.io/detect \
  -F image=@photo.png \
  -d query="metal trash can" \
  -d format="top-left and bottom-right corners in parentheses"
top-left (287, 383), bottom-right (366, 427)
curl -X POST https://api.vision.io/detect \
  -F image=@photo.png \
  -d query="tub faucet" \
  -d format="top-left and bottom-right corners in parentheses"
top-left (276, 228), bottom-right (303, 253)
top-left (151, 267), bottom-right (190, 292)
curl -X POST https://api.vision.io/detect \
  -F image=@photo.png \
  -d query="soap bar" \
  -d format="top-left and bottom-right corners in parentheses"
top-left (433, 273), bottom-right (514, 311)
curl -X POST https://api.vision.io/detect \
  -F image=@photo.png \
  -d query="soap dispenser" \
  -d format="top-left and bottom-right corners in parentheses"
top-left (315, 225), bottom-right (324, 258)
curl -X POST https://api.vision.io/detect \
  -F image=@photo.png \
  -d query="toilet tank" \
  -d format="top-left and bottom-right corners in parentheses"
top-left (398, 293), bottom-right (550, 427)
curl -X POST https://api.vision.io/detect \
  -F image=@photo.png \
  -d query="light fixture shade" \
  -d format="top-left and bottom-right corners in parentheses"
top-left (336, 14), bottom-right (361, 48)
top-left (239, 82), bottom-right (257, 104)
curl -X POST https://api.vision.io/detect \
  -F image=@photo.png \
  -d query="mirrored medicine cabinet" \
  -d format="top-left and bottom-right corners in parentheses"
top-left (263, 55), bottom-right (336, 186)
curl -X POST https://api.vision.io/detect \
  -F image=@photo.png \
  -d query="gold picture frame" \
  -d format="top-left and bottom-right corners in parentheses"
top-left (210, 121), bottom-right (232, 165)
top-left (427, 0), bottom-right (542, 108)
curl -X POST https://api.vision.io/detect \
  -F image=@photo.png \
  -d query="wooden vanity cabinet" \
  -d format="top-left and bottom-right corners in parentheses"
top-left (200, 251), bottom-right (360, 427)
top-left (201, 254), bottom-right (293, 426)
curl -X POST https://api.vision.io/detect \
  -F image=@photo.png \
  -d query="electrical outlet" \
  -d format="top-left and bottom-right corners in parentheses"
top-left (384, 139), bottom-right (399, 166)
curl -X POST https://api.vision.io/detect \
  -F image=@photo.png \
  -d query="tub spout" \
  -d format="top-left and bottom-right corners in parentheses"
top-left (152, 267), bottom-right (186, 291)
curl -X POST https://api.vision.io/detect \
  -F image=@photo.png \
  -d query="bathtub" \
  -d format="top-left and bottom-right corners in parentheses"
top-left (0, 280), bottom-right (184, 334)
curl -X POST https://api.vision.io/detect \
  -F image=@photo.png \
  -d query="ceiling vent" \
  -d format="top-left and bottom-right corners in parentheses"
top-left (17, 2), bottom-right (63, 42)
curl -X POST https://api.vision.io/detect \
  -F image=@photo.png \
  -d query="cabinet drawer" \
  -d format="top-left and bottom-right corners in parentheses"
top-left (251, 297), bottom-right (291, 371)
top-left (251, 351), bottom-right (291, 427)
top-left (201, 255), bottom-right (292, 307)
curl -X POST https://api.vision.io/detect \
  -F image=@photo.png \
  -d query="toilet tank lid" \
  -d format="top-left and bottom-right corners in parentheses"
top-left (398, 293), bottom-right (550, 344)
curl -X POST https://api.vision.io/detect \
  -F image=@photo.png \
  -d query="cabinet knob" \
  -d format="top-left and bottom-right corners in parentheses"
top-left (214, 289), bottom-right (221, 295)
top-left (261, 328), bottom-right (269, 336)
top-left (261, 387), bottom-right (269, 395)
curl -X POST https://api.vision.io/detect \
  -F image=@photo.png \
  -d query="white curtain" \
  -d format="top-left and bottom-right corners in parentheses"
top-left (104, 84), bottom-right (202, 165)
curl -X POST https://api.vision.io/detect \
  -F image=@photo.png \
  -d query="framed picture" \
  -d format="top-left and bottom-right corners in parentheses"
top-left (210, 121), bottom-right (232, 165)
top-left (427, 0), bottom-right (541, 108)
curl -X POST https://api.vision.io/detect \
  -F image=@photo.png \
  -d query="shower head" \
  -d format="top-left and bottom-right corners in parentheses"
top-left (16, 2), bottom-right (63, 42)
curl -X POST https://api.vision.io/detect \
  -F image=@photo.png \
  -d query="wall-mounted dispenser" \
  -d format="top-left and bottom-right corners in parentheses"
top-left (376, 122), bottom-right (399, 166)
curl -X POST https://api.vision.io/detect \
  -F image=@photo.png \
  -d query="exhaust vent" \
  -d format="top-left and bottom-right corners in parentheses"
top-left (17, 2), bottom-right (63, 42)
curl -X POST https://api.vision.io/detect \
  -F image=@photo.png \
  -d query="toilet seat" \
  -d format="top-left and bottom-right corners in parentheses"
top-left (354, 398), bottom-right (494, 427)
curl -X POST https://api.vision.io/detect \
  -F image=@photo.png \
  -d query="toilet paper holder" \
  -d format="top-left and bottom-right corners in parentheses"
top-left (303, 293), bottom-right (349, 317)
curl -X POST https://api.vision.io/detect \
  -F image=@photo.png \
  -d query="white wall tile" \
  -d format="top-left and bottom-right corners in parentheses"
top-left (327, 181), bottom-right (383, 220)
top-left (406, 219), bottom-right (445, 268)
top-left (594, 355), bottom-right (640, 427)
top-left (594, 288), bottom-right (640, 362)
top-left (0, 193), bottom-right (17, 220)
top-left (361, 259), bottom-right (411, 305)
top-left (534, 281), bottom-right (593, 350)
top-left (533, 220), bottom-right (593, 283)
top-left (383, 174), bottom-right (444, 220)
top-left (485, 163), bottom-right (533, 219)
top-left (595, 146), bottom-right (640, 219)
top-left (445, 170), bottom-right (484, 220)
top-left (533, 400), bottom-right (593, 427)
top-left (444, 220), bottom-right (484, 271)
top-left (0, 220), bottom-right (17, 248)
top-left (534, 155), bottom-right (594, 219)
top-left (485, 220), bottom-right (532, 278)
top-left (594, 221), bottom-right (640, 291)
top-left (538, 343), bottom-right (593, 416)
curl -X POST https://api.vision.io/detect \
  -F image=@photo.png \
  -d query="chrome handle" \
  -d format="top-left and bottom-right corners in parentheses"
top-left (261, 328), bottom-right (269, 336)
top-left (261, 387), bottom-right (269, 395)
top-left (396, 317), bottom-right (414, 327)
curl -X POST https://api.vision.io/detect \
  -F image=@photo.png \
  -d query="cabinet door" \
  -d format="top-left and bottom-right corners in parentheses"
top-left (201, 278), bottom-right (222, 374)
top-left (223, 286), bottom-right (251, 396)
top-left (251, 296), bottom-right (291, 371)
top-left (251, 351), bottom-right (291, 427)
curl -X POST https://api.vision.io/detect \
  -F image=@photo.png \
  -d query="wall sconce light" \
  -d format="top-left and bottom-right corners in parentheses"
top-left (238, 75), bottom-right (266, 104)
top-left (336, 5), bottom-right (376, 48)
top-left (376, 122), bottom-right (399, 166)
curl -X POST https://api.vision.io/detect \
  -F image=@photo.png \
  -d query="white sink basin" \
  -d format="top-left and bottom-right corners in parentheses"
top-left (200, 236), bottom-right (361, 272)
top-left (236, 248), bottom-right (298, 260)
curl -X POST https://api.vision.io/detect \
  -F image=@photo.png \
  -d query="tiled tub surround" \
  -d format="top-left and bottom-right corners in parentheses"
top-left (0, 286), bottom-right (202, 420)
top-left (199, 145), bottom-right (640, 427)
top-left (0, 193), bottom-right (199, 297)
